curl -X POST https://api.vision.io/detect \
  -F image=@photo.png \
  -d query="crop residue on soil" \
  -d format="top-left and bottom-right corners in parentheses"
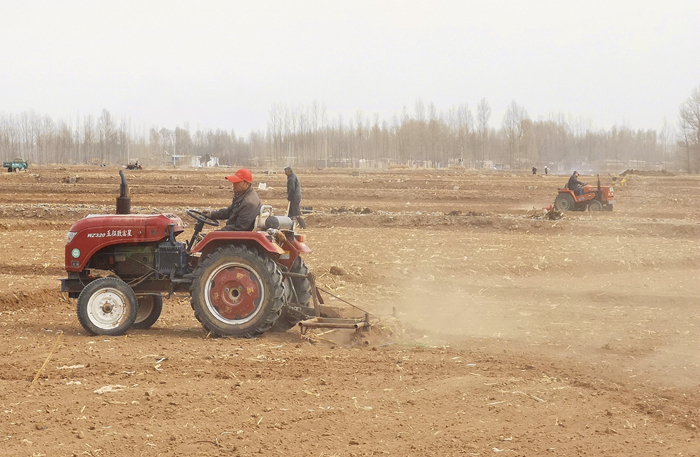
top-left (0, 166), bottom-right (698, 456)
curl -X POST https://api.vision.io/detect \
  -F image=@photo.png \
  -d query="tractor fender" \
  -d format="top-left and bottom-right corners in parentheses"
top-left (191, 231), bottom-right (284, 261)
top-left (275, 235), bottom-right (312, 270)
top-left (291, 237), bottom-right (312, 254)
top-left (575, 193), bottom-right (595, 203)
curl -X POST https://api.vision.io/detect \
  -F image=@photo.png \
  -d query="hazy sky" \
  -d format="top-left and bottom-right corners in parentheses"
top-left (1, 0), bottom-right (698, 135)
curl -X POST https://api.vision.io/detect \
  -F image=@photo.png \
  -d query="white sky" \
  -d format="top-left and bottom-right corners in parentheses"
top-left (1, 0), bottom-right (698, 135)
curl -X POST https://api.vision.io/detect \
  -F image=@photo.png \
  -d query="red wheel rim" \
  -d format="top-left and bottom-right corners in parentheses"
top-left (208, 266), bottom-right (260, 320)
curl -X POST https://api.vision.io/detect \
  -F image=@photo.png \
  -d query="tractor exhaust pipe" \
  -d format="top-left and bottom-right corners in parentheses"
top-left (116, 170), bottom-right (131, 214)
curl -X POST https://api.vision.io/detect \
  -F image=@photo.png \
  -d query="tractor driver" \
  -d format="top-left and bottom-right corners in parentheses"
top-left (202, 168), bottom-right (262, 231)
top-left (567, 171), bottom-right (586, 195)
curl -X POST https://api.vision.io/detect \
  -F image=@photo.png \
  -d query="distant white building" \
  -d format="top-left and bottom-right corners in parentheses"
top-left (163, 151), bottom-right (188, 167)
top-left (192, 156), bottom-right (220, 168)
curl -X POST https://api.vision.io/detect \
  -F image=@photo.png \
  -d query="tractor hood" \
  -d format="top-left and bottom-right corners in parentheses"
top-left (65, 213), bottom-right (185, 272)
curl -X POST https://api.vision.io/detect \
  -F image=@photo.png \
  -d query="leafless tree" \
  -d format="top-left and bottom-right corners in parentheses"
top-left (678, 85), bottom-right (700, 173)
top-left (502, 100), bottom-right (528, 169)
top-left (659, 117), bottom-right (675, 168)
top-left (82, 115), bottom-right (96, 164)
top-left (476, 98), bottom-right (491, 167)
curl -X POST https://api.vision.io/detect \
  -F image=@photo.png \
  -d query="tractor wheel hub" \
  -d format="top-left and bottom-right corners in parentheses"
top-left (209, 267), bottom-right (260, 320)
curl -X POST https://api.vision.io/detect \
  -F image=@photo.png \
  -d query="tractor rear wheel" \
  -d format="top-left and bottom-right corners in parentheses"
top-left (588, 200), bottom-right (603, 211)
top-left (554, 193), bottom-right (575, 211)
top-left (76, 277), bottom-right (138, 336)
top-left (190, 245), bottom-right (285, 338)
top-left (133, 294), bottom-right (163, 329)
top-left (270, 257), bottom-right (314, 332)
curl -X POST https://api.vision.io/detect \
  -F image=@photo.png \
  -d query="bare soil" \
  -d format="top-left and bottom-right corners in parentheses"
top-left (1, 165), bottom-right (698, 457)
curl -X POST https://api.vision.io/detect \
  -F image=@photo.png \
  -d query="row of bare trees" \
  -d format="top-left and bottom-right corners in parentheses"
top-left (1, 87), bottom-right (698, 172)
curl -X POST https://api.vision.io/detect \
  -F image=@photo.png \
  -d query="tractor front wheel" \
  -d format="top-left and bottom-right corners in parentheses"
top-left (133, 294), bottom-right (163, 329)
top-left (190, 245), bottom-right (285, 338)
top-left (588, 200), bottom-right (603, 211)
top-left (76, 277), bottom-right (138, 335)
top-left (554, 193), bottom-right (575, 211)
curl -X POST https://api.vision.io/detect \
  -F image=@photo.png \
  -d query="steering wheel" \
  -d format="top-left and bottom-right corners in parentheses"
top-left (186, 209), bottom-right (220, 227)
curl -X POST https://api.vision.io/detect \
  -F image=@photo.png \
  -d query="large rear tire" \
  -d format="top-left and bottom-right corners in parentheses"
top-left (190, 245), bottom-right (284, 338)
top-left (554, 192), bottom-right (575, 211)
top-left (270, 257), bottom-right (313, 332)
top-left (133, 294), bottom-right (163, 329)
top-left (76, 277), bottom-right (138, 336)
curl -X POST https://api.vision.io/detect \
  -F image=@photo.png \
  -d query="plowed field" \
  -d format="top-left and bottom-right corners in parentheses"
top-left (1, 165), bottom-right (698, 456)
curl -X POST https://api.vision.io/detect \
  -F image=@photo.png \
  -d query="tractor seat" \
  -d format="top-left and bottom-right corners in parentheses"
top-left (254, 205), bottom-right (273, 231)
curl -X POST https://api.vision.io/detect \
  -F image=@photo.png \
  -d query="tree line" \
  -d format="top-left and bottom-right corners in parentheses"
top-left (1, 86), bottom-right (698, 173)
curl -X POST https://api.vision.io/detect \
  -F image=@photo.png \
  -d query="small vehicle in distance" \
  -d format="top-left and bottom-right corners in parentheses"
top-left (554, 174), bottom-right (615, 212)
top-left (3, 158), bottom-right (28, 172)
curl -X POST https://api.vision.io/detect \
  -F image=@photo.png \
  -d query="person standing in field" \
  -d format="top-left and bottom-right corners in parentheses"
top-left (284, 167), bottom-right (306, 229)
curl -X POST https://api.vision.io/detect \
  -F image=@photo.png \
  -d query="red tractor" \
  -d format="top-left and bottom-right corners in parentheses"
top-left (61, 171), bottom-right (315, 337)
top-left (554, 174), bottom-right (615, 212)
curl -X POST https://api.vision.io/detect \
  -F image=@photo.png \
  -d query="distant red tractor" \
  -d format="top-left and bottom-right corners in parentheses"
top-left (61, 171), bottom-right (315, 337)
top-left (554, 174), bottom-right (615, 212)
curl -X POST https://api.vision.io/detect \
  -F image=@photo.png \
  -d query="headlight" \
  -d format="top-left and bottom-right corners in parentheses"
top-left (66, 231), bottom-right (77, 243)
